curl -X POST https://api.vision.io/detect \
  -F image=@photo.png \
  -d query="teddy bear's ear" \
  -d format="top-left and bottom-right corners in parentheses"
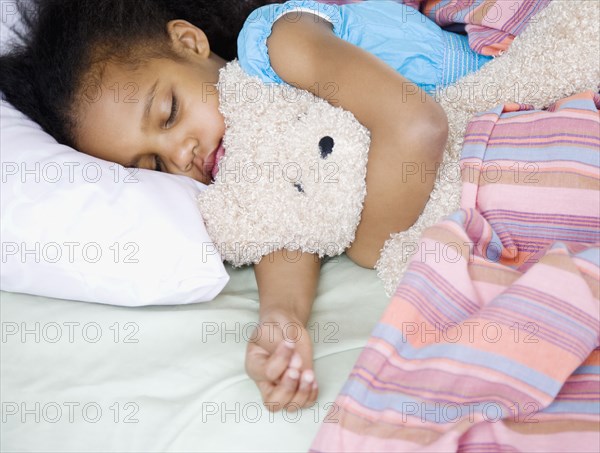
top-left (319, 136), bottom-right (334, 159)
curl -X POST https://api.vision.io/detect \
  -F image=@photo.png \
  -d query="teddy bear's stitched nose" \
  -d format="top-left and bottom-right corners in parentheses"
top-left (319, 136), bottom-right (334, 159)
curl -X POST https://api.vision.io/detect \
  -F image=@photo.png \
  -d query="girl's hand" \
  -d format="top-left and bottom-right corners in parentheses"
top-left (245, 316), bottom-right (319, 412)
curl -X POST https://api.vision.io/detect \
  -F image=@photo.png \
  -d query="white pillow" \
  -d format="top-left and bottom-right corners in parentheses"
top-left (0, 99), bottom-right (229, 306)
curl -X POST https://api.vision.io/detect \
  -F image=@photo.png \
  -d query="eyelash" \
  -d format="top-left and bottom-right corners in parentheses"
top-left (165, 94), bottom-right (179, 128)
top-left (154, 155), bottom-right (164, 172)
top-left (153, 93), bottom-right (177, 171)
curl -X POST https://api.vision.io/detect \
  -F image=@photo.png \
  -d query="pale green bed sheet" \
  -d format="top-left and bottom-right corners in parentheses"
top-left (1, 254), bottom-right (388, 452)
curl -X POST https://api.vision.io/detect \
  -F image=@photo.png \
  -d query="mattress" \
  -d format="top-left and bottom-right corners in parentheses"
top-left (1, 254), bottom-right (389, 452)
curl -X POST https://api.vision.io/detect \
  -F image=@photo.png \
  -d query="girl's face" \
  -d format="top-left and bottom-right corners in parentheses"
top-left (73, 21), bottom-right (227, 185)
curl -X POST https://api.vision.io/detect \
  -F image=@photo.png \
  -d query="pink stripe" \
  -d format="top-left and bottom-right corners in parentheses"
top-left (472, 185), bottom-right (600, 217)
top-left (483, 211), bottom-right (599, 227)
top-left (469, 111), bottom-right (598, 127)
top-left (467, 159), bottom-right (600, 180)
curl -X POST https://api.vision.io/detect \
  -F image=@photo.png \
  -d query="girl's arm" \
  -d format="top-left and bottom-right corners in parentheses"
top-left (245, 250), bottom-right (320, 410)
top-left (254, 249), bottom-right (320, 325)
top-left (268, 11), bottom-right (449, 268)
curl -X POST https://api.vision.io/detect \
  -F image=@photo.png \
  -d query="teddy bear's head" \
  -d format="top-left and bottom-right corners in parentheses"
top-left (197, 61), bottom-right (371, 266)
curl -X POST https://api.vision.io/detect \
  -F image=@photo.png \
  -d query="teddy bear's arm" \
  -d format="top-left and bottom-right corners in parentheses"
top-left (268, 12), bottom-right (448, 267)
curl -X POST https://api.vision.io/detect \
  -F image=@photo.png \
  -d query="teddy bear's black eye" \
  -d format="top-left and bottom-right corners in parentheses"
top-left (319, 136), bottom-right (334, 159)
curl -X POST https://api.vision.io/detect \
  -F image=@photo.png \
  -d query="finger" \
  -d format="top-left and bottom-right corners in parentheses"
top-left (244, 342), bottom-right (269, 381)
top-left (264, 342), bottom-right (299, 382)
top-left (245, 339), bottom-right (293, 382)
top-left (308, 380), bottom-right (319, 405)
top-left (263, 367), bottom-right (301, 411)
top-left (287, 369), bottom-right (315, 411)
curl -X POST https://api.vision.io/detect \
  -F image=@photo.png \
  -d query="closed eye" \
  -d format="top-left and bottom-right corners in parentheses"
top-left (165, 93), bottom-right (178, 128)
top-left (154, 155), bottom-right (164, 172)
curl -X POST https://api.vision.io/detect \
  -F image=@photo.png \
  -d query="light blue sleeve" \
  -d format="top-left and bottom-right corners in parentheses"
top-left (237, 0), bottom-right (343, 84)
top-left (339, 1), bottom-right (445, 93)
top-left (237, 0), bottom-right (491, 93)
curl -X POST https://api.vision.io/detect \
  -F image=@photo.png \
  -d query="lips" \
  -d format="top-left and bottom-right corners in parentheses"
top-left (193, 140), bottom-right (225, 181)
top-left (211, 141), bottom-right (226, 179)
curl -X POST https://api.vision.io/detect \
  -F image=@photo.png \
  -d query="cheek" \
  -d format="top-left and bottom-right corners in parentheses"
top-left (197, 103), bottom-right (226, 136)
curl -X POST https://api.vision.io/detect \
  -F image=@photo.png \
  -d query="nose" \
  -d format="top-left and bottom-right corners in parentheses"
top-left (169, 136), bottom-right (199, 173)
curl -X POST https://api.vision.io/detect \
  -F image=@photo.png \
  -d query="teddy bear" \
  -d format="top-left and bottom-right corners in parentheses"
top-left (197, 61), bottom-right (371, 266)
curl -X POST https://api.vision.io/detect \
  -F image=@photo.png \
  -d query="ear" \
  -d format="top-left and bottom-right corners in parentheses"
top-left (166, 20), bottom-right (211, 59)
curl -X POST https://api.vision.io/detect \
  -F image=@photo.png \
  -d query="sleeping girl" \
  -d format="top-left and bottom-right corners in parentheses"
top-left (0, 0), bottom-right (491, 411)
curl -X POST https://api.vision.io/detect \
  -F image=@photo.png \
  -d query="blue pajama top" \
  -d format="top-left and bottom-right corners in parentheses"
top-left (237, 0), bottom-right (492, 94)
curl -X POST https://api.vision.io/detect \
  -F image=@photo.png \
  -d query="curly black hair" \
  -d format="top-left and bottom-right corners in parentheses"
top-left (0, 0), bottom-right (279, 148)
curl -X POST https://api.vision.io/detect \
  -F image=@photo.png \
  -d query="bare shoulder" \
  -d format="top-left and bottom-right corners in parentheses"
top-left (267, 11), bottom-right (334, 87)
top-left (270, 10), bottom-right (335, 41)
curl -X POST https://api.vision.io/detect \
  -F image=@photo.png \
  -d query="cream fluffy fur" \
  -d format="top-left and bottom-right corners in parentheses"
top-left (198, 0), bottom-right (599, 294)
top-left (197, 62), bottom-right (371, 265)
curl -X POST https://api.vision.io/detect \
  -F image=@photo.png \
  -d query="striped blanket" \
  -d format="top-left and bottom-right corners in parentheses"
top-left (323, 0), bottom-right (551, 56)
top-left (311, 91), bottom-right (600, 452)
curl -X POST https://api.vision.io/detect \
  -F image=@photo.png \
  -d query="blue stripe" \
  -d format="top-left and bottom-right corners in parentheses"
top-left (574, 247), bottom-right (600, 267)
top-left (572, 365), bottom-right (600, 375)
top-left (543, 400), bottom-right (600, 415)
top-left (556, 98), bottom-right (600, 112)
top-left (441, 31), bottom-right (492, 88)
top-left (460, 147), bottom-right (600, 166)
top-left (401, 270), bottom-right (472, 321)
